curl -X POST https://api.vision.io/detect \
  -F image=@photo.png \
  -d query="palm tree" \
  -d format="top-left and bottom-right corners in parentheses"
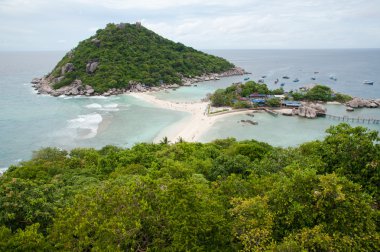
top-left (176, 137), bottom-right (185, 143)
top-left (160, 136), bottom-right (170, 145)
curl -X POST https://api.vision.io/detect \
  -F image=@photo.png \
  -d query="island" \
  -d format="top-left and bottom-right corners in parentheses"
top-left (31, 22), bottom-right (247, 96)
top-left (208, 81), bottom-right (380, 118)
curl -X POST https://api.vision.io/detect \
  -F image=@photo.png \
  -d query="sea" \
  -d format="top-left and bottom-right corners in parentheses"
top-left (1, 49), bottom-right (380, 169)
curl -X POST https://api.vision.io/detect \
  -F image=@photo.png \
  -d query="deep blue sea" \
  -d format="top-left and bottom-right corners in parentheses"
top-left (0, 49), bottom-right (379, 169)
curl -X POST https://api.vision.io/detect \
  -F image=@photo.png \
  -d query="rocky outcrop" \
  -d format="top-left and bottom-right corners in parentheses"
top-left (181, 67), bottom-right (249, 86)
top-left (297, 106), bottom-right (317, 118)
top-left (296, 103), bottom-right (327, 119)
top-left (32, 78), bottom-right (99, 96)
top-left (61, 63), bottom-right (74, 75)
top-left (347, 97), bottom-right (379, 108)
top-left (31, 66), bottom-right (248, 97)
top-left (91, 38), bottom-right (101, 47)
top-left (86, 61), bottom-right (99, 74)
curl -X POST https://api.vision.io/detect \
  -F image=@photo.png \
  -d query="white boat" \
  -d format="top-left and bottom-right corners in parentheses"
top-left (363, 80), bottom-right (374, 85)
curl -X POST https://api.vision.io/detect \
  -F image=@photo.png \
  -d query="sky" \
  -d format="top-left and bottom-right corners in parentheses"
top-left (0, 0), bottom-right (379, 51)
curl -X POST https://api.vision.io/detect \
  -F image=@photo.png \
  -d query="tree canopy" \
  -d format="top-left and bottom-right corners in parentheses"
top-left (0, 124), bottom-right (379, 251)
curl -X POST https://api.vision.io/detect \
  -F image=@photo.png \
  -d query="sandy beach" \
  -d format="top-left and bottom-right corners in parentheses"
top-left (128, 92), bottom-right (250, 143)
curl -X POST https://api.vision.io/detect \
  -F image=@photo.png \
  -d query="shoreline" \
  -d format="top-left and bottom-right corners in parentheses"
top-left (128, 92), bottom-right (250, 143)
top-left (31, 67), bottom-right (249, 97)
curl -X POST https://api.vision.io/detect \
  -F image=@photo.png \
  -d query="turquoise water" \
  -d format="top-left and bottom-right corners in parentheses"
top-left (199, 105), bottom-right (380, 146)
top-left (0, 50), bottom-right (379, 168)
top-left (0, 52), bottom-right (187, 168)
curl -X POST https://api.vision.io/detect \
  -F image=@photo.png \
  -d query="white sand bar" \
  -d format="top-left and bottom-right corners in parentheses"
top-left (128, 92), bottom-right (249, 143)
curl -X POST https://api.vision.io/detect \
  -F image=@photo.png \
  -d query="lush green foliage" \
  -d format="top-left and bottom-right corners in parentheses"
top-left (210, 81), bottom-right (284, 107)
top-left (0, 124), bottom-right (379, 251)
top-left (51, 23), bottom-right (234, 92)
top-left (291, 85), bottom-right (352, 102)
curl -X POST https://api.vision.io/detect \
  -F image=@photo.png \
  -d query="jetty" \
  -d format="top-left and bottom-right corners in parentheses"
top-left (325, 114), bottom-right (380, 125)
top-left (264, 108), bottom-right (279, 116)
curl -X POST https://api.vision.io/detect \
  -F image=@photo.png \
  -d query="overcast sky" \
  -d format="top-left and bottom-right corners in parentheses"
top-left (0, 0), bottom-right (379, 51)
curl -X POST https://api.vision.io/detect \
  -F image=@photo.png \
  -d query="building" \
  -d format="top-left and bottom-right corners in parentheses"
top-left (282, 101), bottom-right (301, 107)
top-left (249, 93), bottom-right (267, 98)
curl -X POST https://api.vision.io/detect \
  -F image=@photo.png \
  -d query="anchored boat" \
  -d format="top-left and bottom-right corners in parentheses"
top-left (363, 80), bottom-right (374, 85)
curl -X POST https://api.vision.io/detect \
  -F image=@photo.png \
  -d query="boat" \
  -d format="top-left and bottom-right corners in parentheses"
top-left (280, 83), bottom-right (285, 87)
top-left (293, 78), bottom-right (299, 82)
top-left (346, 107), bottom-right (354, 112)
top-left (314, 71), bottom-right (319, 74)
top-left (274, 78), bottom-right (279, 84)
top-left (282, 76), bottom-right (290, 79)
top-left (258, 79), bottom-right (265, 83)
top-left (329, 76), bottom-right (337, 81)
top-left (363, 80), bottom-right (374, 85)
top-left (261, 75), bottom-right (267, 78)
top-left (311, 77), bottom-right (316, 80)
top-left (244, 77), bottom-right (250, 81)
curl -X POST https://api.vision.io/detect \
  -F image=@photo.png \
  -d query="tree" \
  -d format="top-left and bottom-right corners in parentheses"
top-left (266, 98), bottom-right (281, 107)
top-left (304, 85), bottom-right (333, 101)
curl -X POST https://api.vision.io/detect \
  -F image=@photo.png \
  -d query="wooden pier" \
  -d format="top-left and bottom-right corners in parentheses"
top-left (264, 108), bottom-right (279, 116)
top-left (325, 114), bottom-right (380, 125)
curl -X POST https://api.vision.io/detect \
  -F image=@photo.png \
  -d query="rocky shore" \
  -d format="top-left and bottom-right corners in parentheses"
top-left (277, 102), bottom-right (327, 119)
top-left (31, 67), bottom-right (249, 97)
top-left (346, 97), bottom-right (380, 109)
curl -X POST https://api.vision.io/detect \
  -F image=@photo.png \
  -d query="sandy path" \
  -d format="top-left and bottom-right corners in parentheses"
top-left (128, 92), bottom-right (249, 143)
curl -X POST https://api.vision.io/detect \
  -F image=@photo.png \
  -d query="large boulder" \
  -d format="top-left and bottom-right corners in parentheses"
top-left (86, 62), bottom-right (99, 74)
top-left (61, 63), bottom-right (75, 75)
top-left (31, 77), bottom-right (41, 84)
top-left (347, 98), bottom-right (360, 108)
top-left (298, 106), bottom-right (317, 118)
top-left (347, 97), bottom-right (376, 108)
top-left (91, 38), bottom-right (101, 47)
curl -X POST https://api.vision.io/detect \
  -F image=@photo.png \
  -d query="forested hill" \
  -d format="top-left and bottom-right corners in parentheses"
top-left (0, 123), bottom-right (379, 251)
top-left (45, 22), bottom-right (235, 93)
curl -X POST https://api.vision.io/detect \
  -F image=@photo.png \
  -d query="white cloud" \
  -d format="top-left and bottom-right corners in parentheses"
top-left (0, 0), bottom-right (379, 50)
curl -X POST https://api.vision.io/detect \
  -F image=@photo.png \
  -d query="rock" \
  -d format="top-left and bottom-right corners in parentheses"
top-left (347, 98), bottom-right (360, 108)
top-left (53, 76), bottom-right (65, 83)
top-left (347, 97), bottom-right (378, 108)
top-left (117, 23), bottom-right (126, 29)
top-left (66, 50), bottom-right (74, 58)
top-left (86, 62), bottom-right (99, 74)
top-left (31, 78), bottom-right (41, 84)
top-left (298, 106), bottom-right (317, 118)
top-left (91, 38), bottom-right (101, 47)
top-left (369, 102), bottom-right (378, 108)
top-left (85, 85), bottom-right (95, 95)
top-left (61, 63), bottom-right (74, 75)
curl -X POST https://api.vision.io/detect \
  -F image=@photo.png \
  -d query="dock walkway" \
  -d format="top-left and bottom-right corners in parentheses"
top-left (325, 114), bottom-right (380, 125)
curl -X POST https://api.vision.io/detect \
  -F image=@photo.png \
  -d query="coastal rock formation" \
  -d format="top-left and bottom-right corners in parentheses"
top-left (297, 106), bottom-right (317, 118)
top-left (32, 78), bottom-right (100, 96)
top-left (296, 103), bottom-right (327, 118)
top-left (91, 38), bottom-right (101, 47)
top-left (86, 61), bottom-right (99, 74)
top-left (347, 97), bottom-right (379, 108)
top-left (61, 63), bottom-right (75, 75)
top-left (181, 67), bottom-right (249, 86)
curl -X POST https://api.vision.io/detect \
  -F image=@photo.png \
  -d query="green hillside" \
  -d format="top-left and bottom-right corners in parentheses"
top-left (0, 123), bottom-right (379, 251)
top-left (49, 22), bottom-right (235, 93)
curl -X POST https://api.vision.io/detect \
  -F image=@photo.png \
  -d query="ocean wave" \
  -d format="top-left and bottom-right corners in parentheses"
top-left (86, 103), bottom-right (103, 109)
top-left (67, 113), bottom-right (103, 139)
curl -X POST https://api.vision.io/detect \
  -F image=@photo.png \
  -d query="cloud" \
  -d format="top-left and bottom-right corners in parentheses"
top-left (0, 0), bottom-right (379, 50)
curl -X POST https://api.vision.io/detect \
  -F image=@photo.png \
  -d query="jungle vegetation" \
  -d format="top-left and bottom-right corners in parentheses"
top-left (210, 81), bottom-right (352, 107)
top-left (50, 23), bottom-right (234, 93)
top-left (0, 123), bottom-right (379, 251)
